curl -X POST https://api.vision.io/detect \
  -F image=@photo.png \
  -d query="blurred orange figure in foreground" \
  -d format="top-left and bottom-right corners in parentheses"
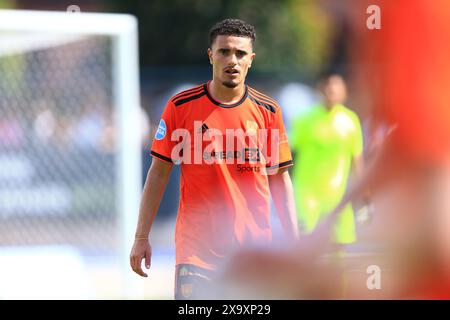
top-left (353, 0), bottom-right (450, 299)
top-left (218, 0), bottom-right (450, 299)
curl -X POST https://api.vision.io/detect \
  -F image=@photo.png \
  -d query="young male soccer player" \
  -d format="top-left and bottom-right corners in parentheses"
top-left (130, 18), bottom-right (298, 299)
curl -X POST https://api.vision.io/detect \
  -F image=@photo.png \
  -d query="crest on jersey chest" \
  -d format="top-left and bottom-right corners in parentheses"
top-left (245, 120), bottom-right (259, 135)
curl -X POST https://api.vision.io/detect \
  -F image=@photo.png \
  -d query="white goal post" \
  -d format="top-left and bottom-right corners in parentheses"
top-left (0, 9), bottom-right (142, 298)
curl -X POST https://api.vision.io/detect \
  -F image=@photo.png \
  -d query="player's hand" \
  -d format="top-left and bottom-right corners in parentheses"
top-left (130, 239), bottom-right (152, 277)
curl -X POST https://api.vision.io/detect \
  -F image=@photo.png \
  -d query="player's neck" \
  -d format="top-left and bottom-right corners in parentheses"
top-left (208, 80), bottom-right (246, 105)
top-left (324, 101), bottom-right (340, 111)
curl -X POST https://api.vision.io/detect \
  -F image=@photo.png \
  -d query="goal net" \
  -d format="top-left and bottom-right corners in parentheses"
top-left (0, 9), bottom-right (142, 299)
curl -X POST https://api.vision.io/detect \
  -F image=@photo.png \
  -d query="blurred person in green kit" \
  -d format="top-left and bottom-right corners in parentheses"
top-left (290, 73), bottom-right (363, 245)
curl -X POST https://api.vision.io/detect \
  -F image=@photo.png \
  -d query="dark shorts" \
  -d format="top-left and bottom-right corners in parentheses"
top-left (174, 264), bottom-right (216, 300)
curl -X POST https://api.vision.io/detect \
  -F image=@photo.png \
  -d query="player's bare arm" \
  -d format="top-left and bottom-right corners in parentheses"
top-left (268, 168), bottom-right (298, 241)
top-left (130, 158), bottom-right (173, 277)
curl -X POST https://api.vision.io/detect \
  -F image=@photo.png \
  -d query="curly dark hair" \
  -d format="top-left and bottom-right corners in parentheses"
top-left (209, 18), bottom-right (256, 47)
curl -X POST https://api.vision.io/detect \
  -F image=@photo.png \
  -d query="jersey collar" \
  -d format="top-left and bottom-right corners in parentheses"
top-left (204, 81), bottom-right (248, 108)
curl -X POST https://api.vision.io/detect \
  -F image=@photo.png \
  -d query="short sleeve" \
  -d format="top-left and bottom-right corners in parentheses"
top-left (266, 107), bottom-right (293, 173)
top-left (289, 107), bottom-right (319, 152)
top-left (288, 116), bottom-right (304, 151)
top-left (150, 100), bottom-right (177, 163)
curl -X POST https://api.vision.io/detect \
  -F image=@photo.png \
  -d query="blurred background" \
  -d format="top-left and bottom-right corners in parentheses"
top-left (0, 0), bottom-right (449, 299)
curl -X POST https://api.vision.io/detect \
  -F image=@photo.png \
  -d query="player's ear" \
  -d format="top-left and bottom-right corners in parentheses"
top-left (207, 48), bottom-right (213, 65)
top-left (248, 52), bottom-right (256, 68)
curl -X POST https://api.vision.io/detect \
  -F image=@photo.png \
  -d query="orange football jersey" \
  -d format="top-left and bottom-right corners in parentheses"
top-left (151, 81), bottom-right (292, 270)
